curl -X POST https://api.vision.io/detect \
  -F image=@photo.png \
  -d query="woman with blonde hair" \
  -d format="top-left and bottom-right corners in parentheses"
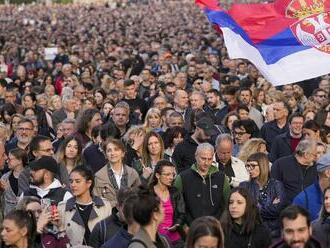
top-left (123, 125), bottom-right (146, 167)
top-left (238, 138), bottom-right (267, 163)
top-left (48, 95), bottom-right (62, 113)
top-left (239, 152), bottom-right (285, 238)
top-left (143, 108), bottom-right (162, 132)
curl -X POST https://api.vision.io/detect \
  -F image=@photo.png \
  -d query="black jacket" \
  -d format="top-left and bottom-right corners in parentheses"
top-left (172, 136), bottom-right (198, 173)
top-left (270, 155), bottom-right (318, 204)
top-left (169, 187), bottom-right (186, 227)
top-left (260, 120), bottom-right (289, 152)
top-left (89, 207), bottom-right (125, 248)
top-left (224, 223), bottom-right (271, 248)
top-left (270, 132), bottom-right (302, 162)
top-left (312, 216), bottom-right (330, 248)
top-left (270, 237), bottom-right (322, 248)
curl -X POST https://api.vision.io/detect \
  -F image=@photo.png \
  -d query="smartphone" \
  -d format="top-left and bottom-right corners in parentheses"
top-left (50, 201), bottom-right (57, 218)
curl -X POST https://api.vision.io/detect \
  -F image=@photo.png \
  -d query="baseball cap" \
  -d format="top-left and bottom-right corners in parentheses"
top-left (30, 156), bottom-right (59, 175)
top-left (316, 152), bottom-right (330, 172)
top-left (196, 117), bottom-right (217, 136)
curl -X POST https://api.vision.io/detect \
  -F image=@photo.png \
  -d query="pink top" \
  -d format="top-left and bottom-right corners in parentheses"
top-left (158, 197), bottom-right (181, 242)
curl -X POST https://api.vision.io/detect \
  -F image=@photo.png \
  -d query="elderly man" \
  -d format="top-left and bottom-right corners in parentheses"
top-left (271, 139), bottom-right (318, 205)
top-left (215, 134), bottom-right (249, 187)
top-left (175, 143), bottom-right (230, 225)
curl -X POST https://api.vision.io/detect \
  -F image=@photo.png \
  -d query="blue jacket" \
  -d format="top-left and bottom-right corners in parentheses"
top-left (260, 120), bottom-right (289, 152)
top-left (293, 182), bottom-right (323, 221)
top-left (240, 178), bottom-right (285, 237)
top-left (269, 132), bottom-right (301, 162)
top-left (101, 228), bottom-right (133, 248)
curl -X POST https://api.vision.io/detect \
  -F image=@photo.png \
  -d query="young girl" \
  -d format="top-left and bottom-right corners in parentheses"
top-left (221, 187), bottom-right (271, 248)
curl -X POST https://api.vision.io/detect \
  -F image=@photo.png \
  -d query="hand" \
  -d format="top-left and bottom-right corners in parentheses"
top-left (142, 167), bottom-right (153, 179)
top-left (273, 198), bottom-right (280, 204)
top-left (167, 224), bottom-right (179, 232)
top-left (51, 208), bottom-right (61, 227)
top-left (37, 208), bottom-right (52, 233)
top-left (0, 179), bottom-right (9, 190)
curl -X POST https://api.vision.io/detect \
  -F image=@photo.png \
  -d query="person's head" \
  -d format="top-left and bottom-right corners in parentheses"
top-left (223, 111), bottom-right (239, 131)
top-left (303, 120), bottom-right (321, 141)
top-left (185, 216), bottom-right (224, 248)
top-left (232, 119), bottom-right (254, 145)
top-left (22, 107), bottom-right (36, 119)
top-left (320, 125), bottom-right (330, 144)
top-left (29, 135), bottom-right (53, 159)
top-left (221, 187), bottom-right (261, 235)
top-left (8, 148), bottom-right (28, 171)
top-left (0, 103), bottom-right (16, 124)
top-left (4, 88), bottom-right (17, 104)
top-left (195, 143), bottom-right (214, 174)
top-left (316, 142), bottom-right (327, 161)
top-left (144, 108), bottom-right (162, 129)
top-left (289, 113), bottom-right (304, 137)
top-left (61, 118), bottom-right (76, 137)
top-left (153, 96), bottom-right (168, 111)
top-left (313, 88), bottom-right (328, 106)
top-left (1, 210), bottom-right (37, 247)
top-left (190, 91), bottom-right (206, 111)
top-left (167, 111), bottom-right (184, 128)
top-left (0, 140), bottom-right (7, 170)
top-left (245, 152), bottom-right (270, 186)
top-left (16, 118), bottom-right (34, 145)
top-left (16, 196), bottom-right (42, 219)
top-left (295, 139), bottom-right (317, 165)
top-left (280, 205), bottom-right (312, 248)
top-left (76, 108), bottom-right (102, 135)
top-left (132, 185), bottom-right (163, 227)
top-left (100, 135), bottom-right (124, 162)
top-left (70, 165), bottom-right (94, 196)
top-left (142, 131), bottom-right (164, 166)
top-left (22, 93), bottom-right (37, 109)
top-left (319, 186), bottom-right (330, 220)
top-left (238, 138), bottom-right (267, 163)
top-left (215, 134), bottom-right (233, 165)
top-left (93, 88), bottom-right (106, 106)
top-left (273, 101), bottom-right (290, 122)
top-left (112, 101), bottom-right (130, 128)
top-left (151, 160), bottom-right (177, 188)
top-left (10, 114), bottom-right (23, 133)
top-left (124, 79), bottom-right (137, 100)
top-left (56, 136), bottom-right (82, 166)
top-left (206, 89), bottom-right (221, 109)
top-left (194, 117), bottom-right (217, 143)
top-left (29, 156), bottom-right (58, 187)
top-left (173, 89), bottom-right (189, 110)
top-left (163, 126), bottom-right (185, 149)
top-left (237, 104), bottom-right (250, 120)
top-left (239, 88), bottom-right (252, 106)
top-left (121, 189), bottom-right (139, 227)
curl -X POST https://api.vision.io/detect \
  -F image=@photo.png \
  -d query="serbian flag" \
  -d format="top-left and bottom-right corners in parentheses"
top-left (196, 0), bottom-right (330, 86)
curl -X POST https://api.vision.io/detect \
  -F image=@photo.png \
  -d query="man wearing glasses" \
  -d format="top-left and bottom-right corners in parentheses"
top-left (232, 119), bottom-right (256, 157)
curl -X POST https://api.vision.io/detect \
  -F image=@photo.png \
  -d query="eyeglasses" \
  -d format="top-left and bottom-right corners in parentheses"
top-left (17, 127), bottom-right (33, 132)
top-left (234, 131), bottom-right (247, 137)
top-left (315, 94), bottom-right (327, 98)
top-left (245, 162), bottom-right (259, 170)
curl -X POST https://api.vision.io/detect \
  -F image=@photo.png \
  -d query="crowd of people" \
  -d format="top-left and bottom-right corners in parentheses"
top-left (0, 0), bottom-right (329, 247)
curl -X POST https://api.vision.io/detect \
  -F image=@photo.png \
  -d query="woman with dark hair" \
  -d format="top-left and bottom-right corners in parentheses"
top-left (312, 186), bottom-right (330, 247)
top-left (0, 148), bottom-right (28, 215)
top-left (74, 108), bottom-right (103, 148)
top-left (303, 120), bottom-right (321, 141)
top-left (94, 88), bottom-right (107, 110)
top-left (133, 131), bottom-right (169, 180)
top-left (239, 153), bottom-right (285, 238)
top-left (55, 136), bottom-right (83, 187)
top-left (163, 127), bottom-right (185, 162)
top-left (185, 216), bottom-right (224, 248)
top-left (1, 210), bottom-right (40, 248)
top-left (150, 160), bottom-right (185, 247)
top-left (0, 103), bottom-right (16, 124)
top-left (222, 111), bottom-right (239, 136)
top-left (221, 187), bottom-right (271, 248)
top-left (101, 100), bottom-right (115, 123)
top-left (320, 125), bottom-right (330, 144)
top-left (315, 109), bottom-right (330, 128)
top-left (94, 138), bottom-right (140, 206)
top-left (58, 166), bottom-right (112, 246)
top-left (128, 185), bottom-right (170, 248)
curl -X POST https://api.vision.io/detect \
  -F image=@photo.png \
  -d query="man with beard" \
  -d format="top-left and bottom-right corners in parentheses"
top-left (175, 143), bottom-right (230, 225)
top-left (22, 156), bottom-right (72, 203)
top-left (172, 117), bottom-right (217, 173)
top-left (205, 89), bottom-right (229, 124)
top-left (5, 118), bottom-right (35, 153)
top-left (270, 205), bottom-right (321, 248)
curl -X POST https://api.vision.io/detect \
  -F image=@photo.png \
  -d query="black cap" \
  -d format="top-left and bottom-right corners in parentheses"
top-left (196, 117), bottom-right (217, 136)
top-left (30, 156), bottom-right (58, 175)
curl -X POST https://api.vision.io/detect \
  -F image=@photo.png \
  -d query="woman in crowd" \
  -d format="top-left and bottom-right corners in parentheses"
top-left (133, 131), bottom-right (169, 181)
top-left (185, 216), bottom-right (224, 248)
top-left (163, 126), bottom-right (185, 163)
top-left (150, 160), bottom-right (185, 247)
top-left (144, 108), bottom-right (163, 132)
top-left (9, 114), bottom-right (23, 140)
top-left (0, 103), bottom-right (16, 125)
top-left (221, 187), bottom-right (271, 248)
top-left (0, 148), bottom-right (28, 215)
top-left (94, 88), bottom-right (107, 110)
top-left (238, 138), bottom-right (267, 163)
top-left (48, 95), bottom-right (63, 114)
top-left (316, 142), bottom-right (328, 161)
top-left (128, 185), bottom-right (170, 248)
top-left (123, 125), bottom-right (146, 168)
top-left (55, 136), bottom-right (83, 187)
top-left (58, 166), bottom-right (112, 246)
top-left (302, 120), bottom-right (322, 142)
top-left (239, 153), bottom-right (285, 238)
top-left (101, 100), bottom-right (115, 123)
top-left (312, 186), bottom-right (330, 247)
top-left (222, 111), bottom-right (239, 136)
top-left (1, 210), bottom-right (39, 248)
top-left (94, 138), bottom-right (140, 206)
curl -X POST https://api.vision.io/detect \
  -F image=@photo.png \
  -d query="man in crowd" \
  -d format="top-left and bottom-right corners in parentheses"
top-left (205, 89), bottom-right (229, 124)
top-left (175, 143), bottom-right (230, 224)
top-left (232, 119), bottom-right (256, 156)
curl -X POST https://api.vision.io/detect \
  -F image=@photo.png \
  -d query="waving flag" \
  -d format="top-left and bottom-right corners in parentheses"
top-left (197, 0), bottom-right (330, 86)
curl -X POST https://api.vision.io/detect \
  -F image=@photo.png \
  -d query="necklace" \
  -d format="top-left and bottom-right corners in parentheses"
top-left (76, 201), bottom-right (92, 211)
